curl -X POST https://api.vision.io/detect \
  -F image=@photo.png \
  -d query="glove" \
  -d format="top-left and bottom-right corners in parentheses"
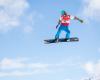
top-left (56, 25), bottom-right (59, 29)
top-left (79, 19), bottom-right (83, 23)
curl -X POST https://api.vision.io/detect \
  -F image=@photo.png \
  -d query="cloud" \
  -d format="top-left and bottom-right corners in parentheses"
top-left (0, 0), bottom-right (44, 33)
top-left (82, 0), bottom-right (100, 21)
top-left (0, 57), bottom-right (49, 70)
top-left (0, 0), bottom-right (30, 32)
top-left (83, 60), bottom-right (100, 80)
top-left (83, 62), bottom-right (94, 74)
top-left (0, 57), bottom-right (50, 77)
top-left (0, 71), bottom-right (33, 77)
top-left (0, 57), bottom-right (80, 77)
top-left (64, 78), bottom-right (72, 80)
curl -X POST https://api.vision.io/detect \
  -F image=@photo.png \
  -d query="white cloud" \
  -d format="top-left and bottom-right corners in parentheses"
top-left (84, 62), bottom-right (94, 74)
top-left (64, 78), bottom-right (72, 80)
top-left (0, 58), bottom-right (26, 69)
top-left (0, 57), bottom-right (50, 77)
top-left (83, 60), bottom-right (100, 80)
top-left (0, 71), bottom-right (33, 77)
top-left (0, 57), bottom-right (49, 70)
top-left (0, 0), bottom-right (30, 32)
top-left (0, 57), bottom-right (80, 77)
top-left (82, 0), bottom-right (100, 21)
top-left (0, 0), bottom-right (44, 33)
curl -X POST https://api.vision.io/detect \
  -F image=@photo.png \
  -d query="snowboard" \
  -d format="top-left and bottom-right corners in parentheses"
top-left (44, 37), bottom-right (79, 44)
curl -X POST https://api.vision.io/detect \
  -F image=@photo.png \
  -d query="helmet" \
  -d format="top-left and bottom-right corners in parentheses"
top-left (61, 10), bottom-right (65, 15)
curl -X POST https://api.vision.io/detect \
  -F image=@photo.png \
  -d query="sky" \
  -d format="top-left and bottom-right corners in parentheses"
top-left (0, 0), bottom-right (100, 80)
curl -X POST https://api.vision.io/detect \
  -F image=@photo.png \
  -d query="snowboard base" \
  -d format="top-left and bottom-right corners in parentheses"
top-left (44, 37), bottom-right (79, 44)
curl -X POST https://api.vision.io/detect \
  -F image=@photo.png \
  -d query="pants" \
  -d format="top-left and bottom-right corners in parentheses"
top-left (55, 25), bottom-right (70, 39)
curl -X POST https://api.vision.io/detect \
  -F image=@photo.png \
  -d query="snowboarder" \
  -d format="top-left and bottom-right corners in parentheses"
top-left (55, 10), bottom-right (83, 42)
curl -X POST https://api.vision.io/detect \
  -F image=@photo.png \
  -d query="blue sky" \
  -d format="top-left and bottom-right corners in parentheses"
top-left (0, 0), bottom-right (100, 80)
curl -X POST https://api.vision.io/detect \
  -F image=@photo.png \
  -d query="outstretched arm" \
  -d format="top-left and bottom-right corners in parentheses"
top-left (56, 20), bottom-right (61, 29)
top-left (74, 16), bottom-right (83, 23)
